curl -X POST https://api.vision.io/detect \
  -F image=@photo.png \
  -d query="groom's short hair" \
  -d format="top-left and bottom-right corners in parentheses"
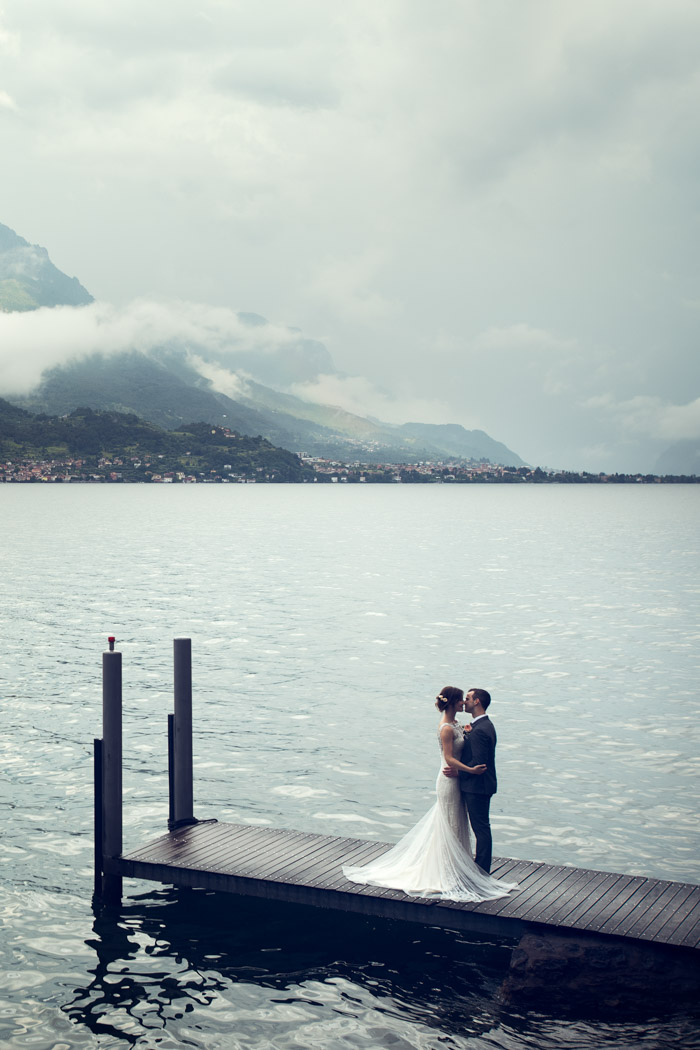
top-left (469, 688), bottom-right (491, 710)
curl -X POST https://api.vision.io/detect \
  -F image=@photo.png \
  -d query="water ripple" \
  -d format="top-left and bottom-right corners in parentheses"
top-left (1, 486), bottom-right (699, 1049)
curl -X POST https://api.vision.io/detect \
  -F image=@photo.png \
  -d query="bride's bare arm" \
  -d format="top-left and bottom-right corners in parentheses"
top-left (440, 725), bottom-right (486, 775)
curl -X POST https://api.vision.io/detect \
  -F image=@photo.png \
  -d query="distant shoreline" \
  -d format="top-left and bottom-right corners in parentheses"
top-left (1, 460), bottom-right (698, 485)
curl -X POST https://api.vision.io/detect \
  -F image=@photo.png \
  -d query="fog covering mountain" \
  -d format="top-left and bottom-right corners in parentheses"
top-left (654, 440), bottom-right (700, 477)
top-left (2, 222), bottom-right (525, 464)
top-left (20, 350), bottom-right (523, 465)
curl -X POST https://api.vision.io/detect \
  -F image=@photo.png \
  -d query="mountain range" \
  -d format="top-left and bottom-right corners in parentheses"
top-left (2, 221), bottom-right (694, 473)
top-left (0, 220), bottom-right (524, 464)
top-left (16, 349), bottom-right (524, 465)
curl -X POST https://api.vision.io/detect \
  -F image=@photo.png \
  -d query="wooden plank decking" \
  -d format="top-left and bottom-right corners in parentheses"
top-left (106, 820), bottom-right (700, 949)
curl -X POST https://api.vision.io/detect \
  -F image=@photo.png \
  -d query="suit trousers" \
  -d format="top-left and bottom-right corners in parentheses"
top-left (463, 793), bottom-right (492, 874)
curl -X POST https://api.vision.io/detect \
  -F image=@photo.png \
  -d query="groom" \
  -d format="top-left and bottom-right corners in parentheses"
top-left (444, 687), bottom-right (498, 874)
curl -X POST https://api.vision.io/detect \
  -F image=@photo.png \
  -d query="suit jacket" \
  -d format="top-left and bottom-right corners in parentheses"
top-left (459, 716), bottom-right (497, 797)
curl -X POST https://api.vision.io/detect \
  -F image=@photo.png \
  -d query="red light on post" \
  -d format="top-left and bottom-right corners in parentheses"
top-left (108, 636), bottom-right (116, 651)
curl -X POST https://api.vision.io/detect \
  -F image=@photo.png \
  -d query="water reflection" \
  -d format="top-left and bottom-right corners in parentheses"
top-left (65, 902), bottom-right (231, 1044)
top-left (64, 889), bottom-right (512, 1046)
top-left (63, 889), bottom-right (700, 1050)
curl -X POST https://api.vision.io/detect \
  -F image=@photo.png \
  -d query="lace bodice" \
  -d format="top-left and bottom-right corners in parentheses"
top-left (438, 721), bottom-right (465, 761)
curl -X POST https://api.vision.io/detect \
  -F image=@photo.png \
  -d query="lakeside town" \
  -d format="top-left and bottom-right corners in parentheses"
top-left (3, 402), bottom-right (697, 485)
top-left (1, 453), bottom-right (697, 484)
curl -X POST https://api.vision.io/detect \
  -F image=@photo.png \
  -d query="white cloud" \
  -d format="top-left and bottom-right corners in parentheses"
top-left (0, 298), bottom-right (326, 395)
top-left (290, 373), bottom-right (448, 426)
top-left (187, 356), bottom-right (247, 402)
top-left (0, 295), bottom-right (448, 430)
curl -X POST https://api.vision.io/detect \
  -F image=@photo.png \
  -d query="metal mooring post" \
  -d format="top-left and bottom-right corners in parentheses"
top-left (172, 638), bottom-right (194, 828)
top-left (167, 712), bottom-right (175, 828)
top-left (93, 738), bottom-right (103, 901)
top-left (101, 635), bottom-right (123, 903)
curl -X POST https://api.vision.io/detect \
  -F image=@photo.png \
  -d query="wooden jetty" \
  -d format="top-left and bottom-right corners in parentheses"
top-left (108, 820), bottom-right (700, 948)
top-left (94, 640), bottom-right (700, 954)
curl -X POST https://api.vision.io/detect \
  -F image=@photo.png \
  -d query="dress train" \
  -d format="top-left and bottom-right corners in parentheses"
top-left (342, 724), bottom-right (518, 903)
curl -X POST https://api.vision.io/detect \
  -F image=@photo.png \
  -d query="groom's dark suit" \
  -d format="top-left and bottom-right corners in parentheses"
top-left (459, 715), bottom-right (497, 873)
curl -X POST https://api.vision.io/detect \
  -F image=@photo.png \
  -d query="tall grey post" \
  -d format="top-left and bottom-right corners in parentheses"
top-left (101, 645), bottom-right (123, 903)
top-left (172, 637), bottom-right (194, 826)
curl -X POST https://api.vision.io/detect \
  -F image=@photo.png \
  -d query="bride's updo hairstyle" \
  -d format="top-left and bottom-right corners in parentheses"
top-left (435, 686), bottom-right (464, 712)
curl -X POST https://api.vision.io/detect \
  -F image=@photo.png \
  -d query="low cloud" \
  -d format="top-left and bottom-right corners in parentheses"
top-left (188, 355), bottom-right (248, 401)
top-left (290, 373), bottom-right (448, 425)
top-left (0, 298), bottom-right (326, 395)
top-left (0, 296), bottom-right (450, 432)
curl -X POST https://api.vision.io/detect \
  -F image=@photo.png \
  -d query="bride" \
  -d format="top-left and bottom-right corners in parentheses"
top-left (342, 686), bottom-right (519, 902)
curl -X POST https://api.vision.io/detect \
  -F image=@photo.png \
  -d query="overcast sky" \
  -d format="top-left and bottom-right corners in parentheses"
top-left (1, 0), bottom-right (698, 470)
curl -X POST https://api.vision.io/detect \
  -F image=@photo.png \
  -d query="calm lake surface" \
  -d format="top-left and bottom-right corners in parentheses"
top-left (1, 484), bottom-right (699, 1049)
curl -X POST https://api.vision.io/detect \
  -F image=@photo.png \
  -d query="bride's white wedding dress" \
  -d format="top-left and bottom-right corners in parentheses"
top-left (342, 723), bottom-right (519, 902)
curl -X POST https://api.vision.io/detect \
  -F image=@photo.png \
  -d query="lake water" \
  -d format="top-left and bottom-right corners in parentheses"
top-left (1, 484), bottom-right (699, 1049)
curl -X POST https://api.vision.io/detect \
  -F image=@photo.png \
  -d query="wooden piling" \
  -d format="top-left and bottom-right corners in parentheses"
top-left (172, 638), bottom-right (194, 828)
top-left (93, 738), bottom-right (103, 900)
top-left (101, 644), bottom-right (123, 903)
top-left (167, 713), bottom-right (175, 828)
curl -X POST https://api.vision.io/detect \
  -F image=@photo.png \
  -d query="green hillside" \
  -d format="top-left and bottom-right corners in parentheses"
top-left (0, 399), bottom-right (311, 481)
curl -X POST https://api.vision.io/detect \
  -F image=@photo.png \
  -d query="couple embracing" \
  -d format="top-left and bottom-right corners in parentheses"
top-left (343, 686), bottom-right (518, 902)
